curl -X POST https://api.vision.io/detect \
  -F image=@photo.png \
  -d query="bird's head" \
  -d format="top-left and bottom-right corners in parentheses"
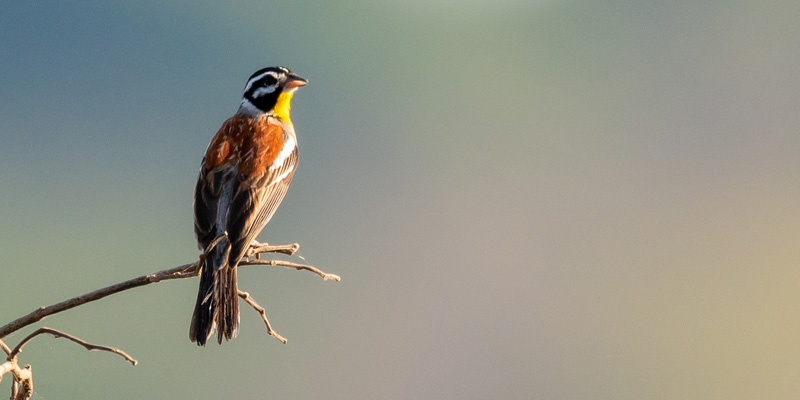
top-left (239, 66), bottom-right (307, 120)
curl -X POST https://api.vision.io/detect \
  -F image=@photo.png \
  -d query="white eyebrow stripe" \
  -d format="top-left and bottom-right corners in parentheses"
top-left (244, 71), bottom-right (280, 93)
top-left (244, 73), bottom-right (265, 92)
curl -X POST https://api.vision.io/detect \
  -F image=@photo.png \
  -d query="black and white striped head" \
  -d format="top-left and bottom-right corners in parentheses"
top-left (239, 66), bottom-right (307, 115)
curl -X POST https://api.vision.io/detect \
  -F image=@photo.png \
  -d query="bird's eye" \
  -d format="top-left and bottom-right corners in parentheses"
top-left (262, 76), bottom-right (277, 86)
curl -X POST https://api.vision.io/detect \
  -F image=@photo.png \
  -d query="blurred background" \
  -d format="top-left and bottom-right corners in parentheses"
top-left (1, 0), bottom-right (799, 398)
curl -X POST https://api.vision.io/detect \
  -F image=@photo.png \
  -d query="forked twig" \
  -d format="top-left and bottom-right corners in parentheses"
top-left (238, 291), bottom-right (287, 344)
top-left (9, 327), bottom-right (137, 366)
top-left (2, 327), bottom-right (134, 400)
top-left (0, 359), bottom-right (26, 386)
top-left (0, 240), bottom-right (338, 339)
top-left (3, 362), bottom-right (31, 400)
top-left (1, 238), bottom-right (338, 399)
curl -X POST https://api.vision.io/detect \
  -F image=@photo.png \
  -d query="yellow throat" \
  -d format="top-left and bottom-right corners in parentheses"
top-left (273, 91), bottom-right (294, 122)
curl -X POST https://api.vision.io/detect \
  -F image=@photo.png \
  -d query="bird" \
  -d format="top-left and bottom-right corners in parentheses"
top-left (190, 66), bottom-right (307, 345)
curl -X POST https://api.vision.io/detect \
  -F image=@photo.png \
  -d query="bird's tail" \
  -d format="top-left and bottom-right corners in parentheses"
top-left (190, 247), bottom-right (240, 345)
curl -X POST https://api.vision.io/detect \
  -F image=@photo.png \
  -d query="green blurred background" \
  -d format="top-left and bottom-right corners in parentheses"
top-left (2, 0), bottom-right (799, 398)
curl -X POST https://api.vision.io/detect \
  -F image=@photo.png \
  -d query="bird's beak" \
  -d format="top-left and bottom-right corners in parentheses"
top-left (284, 74), bottom-right (308, 88)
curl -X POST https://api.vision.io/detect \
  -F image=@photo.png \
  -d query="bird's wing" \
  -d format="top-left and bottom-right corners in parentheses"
top-left (225, 144), bottom-right (298, 266)
top-left (193, 164), bottom-right (236, 250)
top-left (193, 116), bottom-right (245, 251)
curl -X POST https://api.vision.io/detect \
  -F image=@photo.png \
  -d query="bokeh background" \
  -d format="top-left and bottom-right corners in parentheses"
top-left (2, 1), bottom-right (799, 398)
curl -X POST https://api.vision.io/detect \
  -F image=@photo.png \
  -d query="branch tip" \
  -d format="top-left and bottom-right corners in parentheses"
top-left (239, 259), bottom-right (341, 282)
top-left (238, 291), bottom-right (288, 344)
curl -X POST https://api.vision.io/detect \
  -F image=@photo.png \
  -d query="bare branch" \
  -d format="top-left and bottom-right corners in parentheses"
top-left (238, 291), bottom-right (287, 344)
top-left (9, 327), bottom-right (136, 366)
top-left (0, 262), bottom-right (197, 340)
top-left (240, 259), bottom-right (341, 281)
top-left (0, 242), bottom-right (339, 340)
top-left (1, 360), bottom-right (32, 400)
top-left (13, 364), bottom-right (31, 400)
top-left (0, 236), bottom-right (338, 399)
top-left (245, 241), bottom-right (299, 257)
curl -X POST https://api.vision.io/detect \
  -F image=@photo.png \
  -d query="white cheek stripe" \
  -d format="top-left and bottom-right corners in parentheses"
top-left (251, 85), bottom-right (276, 97)
top-left (272, 135), bottom-right (295, 168)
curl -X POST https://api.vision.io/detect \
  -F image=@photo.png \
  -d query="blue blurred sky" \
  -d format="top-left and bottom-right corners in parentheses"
top-left (2, 1), bottom-right (800, 399)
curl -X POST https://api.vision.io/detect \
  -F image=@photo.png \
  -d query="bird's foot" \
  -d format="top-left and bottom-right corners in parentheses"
top-left (244, 240), bottom-right (266, 260)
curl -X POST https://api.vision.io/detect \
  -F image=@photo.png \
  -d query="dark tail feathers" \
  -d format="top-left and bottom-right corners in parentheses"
top-left (189, 252), bottom-right (239, 345)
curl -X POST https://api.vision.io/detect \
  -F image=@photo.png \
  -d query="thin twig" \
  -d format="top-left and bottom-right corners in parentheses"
top-left (238, 291), bottom-right (287, 344)
top-left (241, 259), bottom-right (341, 281)
top-left (9, 327), bottom-right (137, 366)
top-left (0, 340), bottom-right (10, 356)
top-left (0, 242), bottom-right (338, 339)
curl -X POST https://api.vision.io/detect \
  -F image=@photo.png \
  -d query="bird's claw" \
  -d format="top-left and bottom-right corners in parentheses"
top-left (244, 240), bottom-right (266, 260)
